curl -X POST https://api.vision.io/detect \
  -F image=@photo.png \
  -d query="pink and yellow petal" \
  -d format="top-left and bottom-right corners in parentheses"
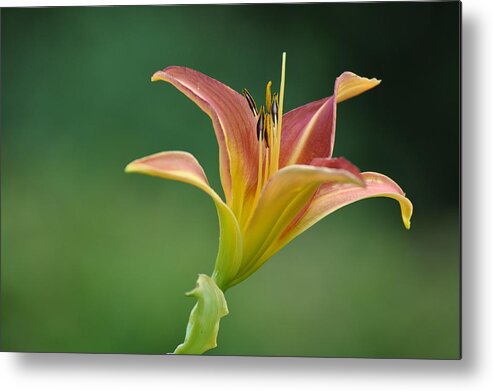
top-left (125, 151), bottom-right (243, 289)
top-left (275, 172), bottom-right (413, 253)
top-left (280, 72), bottom-right (380, 167)
top-left (227, 161), bottom-right (365, 288)
top-left (151, 67), bottom-right (258, 220)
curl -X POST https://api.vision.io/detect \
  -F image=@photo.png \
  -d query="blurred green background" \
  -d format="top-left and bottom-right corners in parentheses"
top-left (1, 3), bottom-right (460, 358)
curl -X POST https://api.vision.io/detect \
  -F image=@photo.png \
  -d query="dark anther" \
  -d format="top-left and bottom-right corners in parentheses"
top-left (272, 92), bottom-right (279, 124)
top-left (242, 88), bottom-right (258, 116)
top-left (256, 106), bottom-right (265, 140)
top-left (263, 113), bottom-right (270, 148)
top-left (263, 128), bottom-right (270, 148)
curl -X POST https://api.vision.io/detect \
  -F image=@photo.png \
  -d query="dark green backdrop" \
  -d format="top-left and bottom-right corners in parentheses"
top-left (1, 2), bottom-right (460, 357)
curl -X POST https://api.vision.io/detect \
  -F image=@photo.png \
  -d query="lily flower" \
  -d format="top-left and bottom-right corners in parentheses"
top-left (125, 54), bottom-right (413, 354)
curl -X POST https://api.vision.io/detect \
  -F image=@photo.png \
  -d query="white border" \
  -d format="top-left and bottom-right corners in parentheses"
top-left (2, 0), bottom-right (493, 390)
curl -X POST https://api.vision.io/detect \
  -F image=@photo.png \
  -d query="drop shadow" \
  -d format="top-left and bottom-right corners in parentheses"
top-left (460, 7), bottom-right (479, 377)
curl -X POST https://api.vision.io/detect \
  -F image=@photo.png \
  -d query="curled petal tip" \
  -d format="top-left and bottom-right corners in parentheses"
top-left (151, 70), bottom-right (165, 82)
top-left (124, 161), bottom-right (148, 174)
top-left (151, 68), bottom-right (177, 82)
top-left (336, 73), bottom-right (382, 103)
top-left (275, 171), bottom-right (414, 252)
top-left (402, 203), bottom-right (413, 230)
top-left (124, 162), bottom-right (138, 173)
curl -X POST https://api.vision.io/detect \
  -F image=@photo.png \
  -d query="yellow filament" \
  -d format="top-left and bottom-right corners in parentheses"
top-left (265, 113), bottom-right (271, 148)
top-left (270, 52), bottom-right (286, 175)
top-left (264, 147), bottom-right (270, 186)
top-left (255, 126), bottom-right (264, 198)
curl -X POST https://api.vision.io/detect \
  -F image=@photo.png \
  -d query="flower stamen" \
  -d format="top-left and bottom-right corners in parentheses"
top-left (272, 92), bottom-right (278, 126)
top-left (265, 81), bottom-right (272, 116)
top-left (242, 53), bottom-right (286, 225)
top-left (254, 106), bottom-right (266, 200)
top-left (264, 113), bottom-right (271, 149)
top-left (242, 88), bottom-right (258, 116)
top-left (256, 105), bottom-right (265, 140)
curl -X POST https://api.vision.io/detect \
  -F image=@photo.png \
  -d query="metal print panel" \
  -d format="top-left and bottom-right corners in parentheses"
top-left (0, 1), bottom-right (460, 358)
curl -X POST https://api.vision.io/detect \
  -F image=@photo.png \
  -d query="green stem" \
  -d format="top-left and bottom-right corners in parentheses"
top-left (172, 274), bottom-right (228, 355)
